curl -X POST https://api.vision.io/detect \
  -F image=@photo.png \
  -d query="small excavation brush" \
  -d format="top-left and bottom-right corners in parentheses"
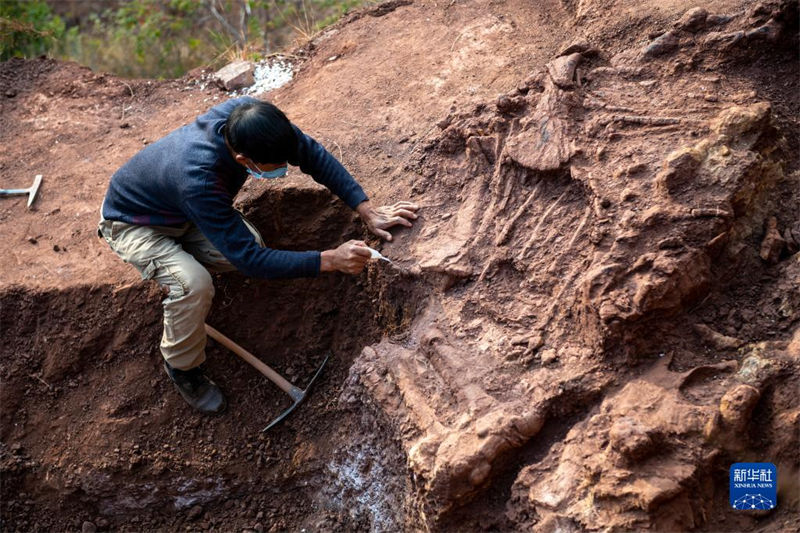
top-left (205, 324), bottom-right (330, 432)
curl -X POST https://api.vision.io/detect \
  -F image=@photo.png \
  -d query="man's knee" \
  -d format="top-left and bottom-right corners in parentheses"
top-left (166, 260), bottom-right (215, 303)
top-left (184, 264), bottom-right (215, 301)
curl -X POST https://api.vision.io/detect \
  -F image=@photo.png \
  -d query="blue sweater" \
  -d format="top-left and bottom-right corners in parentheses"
top-left (102, 97), bottom-right (368, 279)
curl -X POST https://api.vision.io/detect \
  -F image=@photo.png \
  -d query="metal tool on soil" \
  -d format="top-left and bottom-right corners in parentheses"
top-left (204, 323), bottom-right (330, 432)
top-left (1, 174), bottom-right (42, 208)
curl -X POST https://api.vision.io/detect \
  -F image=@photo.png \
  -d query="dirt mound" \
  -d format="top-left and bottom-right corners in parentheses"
top-left (0, 188), bottom-right (419, 531)
top-left (1, 0), bottom-right (798, 531)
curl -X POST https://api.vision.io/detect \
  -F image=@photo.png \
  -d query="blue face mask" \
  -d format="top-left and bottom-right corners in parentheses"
top-left (246, 164), bottom-right (288, 180)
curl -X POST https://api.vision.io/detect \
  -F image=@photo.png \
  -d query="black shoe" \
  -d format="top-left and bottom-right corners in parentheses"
top-left (164, 362), bottom-right (227, 414)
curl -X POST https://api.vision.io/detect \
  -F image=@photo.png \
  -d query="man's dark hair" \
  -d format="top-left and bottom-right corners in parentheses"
top-left (224, 101), bottom-right (297, 164)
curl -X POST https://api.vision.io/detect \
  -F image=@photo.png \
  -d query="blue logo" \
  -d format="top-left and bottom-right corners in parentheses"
top-left (730, 463), bottom-right (777, 510)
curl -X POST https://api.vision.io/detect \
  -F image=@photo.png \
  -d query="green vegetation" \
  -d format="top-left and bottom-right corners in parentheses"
top-left (1, 0), bottom-right (67, 61)
top-left (1, 0), bottom-right (375, 78)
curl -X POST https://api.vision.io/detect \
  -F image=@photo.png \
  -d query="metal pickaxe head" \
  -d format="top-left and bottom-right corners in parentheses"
top-left (203, 324), bottom-right (331, 432)
top-left (0, 174), bottom-right (43, 208)
top-left (262, 352), bottom-right (330, 432)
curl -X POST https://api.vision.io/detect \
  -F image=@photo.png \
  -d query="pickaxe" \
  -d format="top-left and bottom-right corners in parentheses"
top-left (1, 174), bottom-right (42, 208)
top-left (204, 324), bottom-right (330, 431)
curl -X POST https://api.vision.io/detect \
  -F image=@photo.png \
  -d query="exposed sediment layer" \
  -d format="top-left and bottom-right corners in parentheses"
top-left (342, 1), bottom-right (799, 528)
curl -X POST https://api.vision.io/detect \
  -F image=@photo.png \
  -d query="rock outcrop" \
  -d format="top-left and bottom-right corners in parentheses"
top-left (342, 1), bottom-right (799, 528)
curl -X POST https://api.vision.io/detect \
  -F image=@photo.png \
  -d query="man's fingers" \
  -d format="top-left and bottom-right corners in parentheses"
top-left (351, 245), bottom-right (372, 258)
top-left (391, 216), bottom-right (413, 228)
top-left (347, 263), bottom-right (365, 275)
top-left (376, 201), bottom-right (419, 216)
top-left (375, 216), bottom-right (413, 229)
top-left (392, 201), bottom-right (419, 211)
top-left (391, 208), bottom-right (418, 219)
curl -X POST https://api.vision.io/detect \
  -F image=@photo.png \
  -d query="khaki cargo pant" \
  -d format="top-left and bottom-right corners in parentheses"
top-left (98, 215), bottom-right (264, 370)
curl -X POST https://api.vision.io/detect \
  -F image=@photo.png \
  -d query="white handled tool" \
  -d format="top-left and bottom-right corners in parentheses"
top-left (365, 246), bottom-right (393, 264)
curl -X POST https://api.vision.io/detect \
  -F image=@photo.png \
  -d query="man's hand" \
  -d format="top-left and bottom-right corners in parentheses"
top-left (356, 200), bottom-right (419, 241)
top-left (320, 240), bottom-right (372, 274)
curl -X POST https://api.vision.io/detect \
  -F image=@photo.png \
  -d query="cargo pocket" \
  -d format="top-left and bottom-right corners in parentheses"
top-left (140, 260), bottom-right (158, 281)
top-left (98, 219), bottom-right (111, 241)
top-left (110, 221), bottom-right (123, 240)
top-left (98, 219), bottom-right (124, 245)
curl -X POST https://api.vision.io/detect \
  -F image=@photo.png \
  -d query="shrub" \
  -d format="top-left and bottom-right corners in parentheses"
top-left (2, 0), bottom-right (375, 78)
top-left (0, 0), bottom-right (66, 61)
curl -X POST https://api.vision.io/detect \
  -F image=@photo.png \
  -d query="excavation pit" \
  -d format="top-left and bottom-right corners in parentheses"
top-left (0, 184), bottom-right (424, 531)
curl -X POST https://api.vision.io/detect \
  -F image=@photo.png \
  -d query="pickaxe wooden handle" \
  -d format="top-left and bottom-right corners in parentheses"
top-left (204, 323), bottom-right (298, 397)
top-left (204, 323), bottom-right (330, 431)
